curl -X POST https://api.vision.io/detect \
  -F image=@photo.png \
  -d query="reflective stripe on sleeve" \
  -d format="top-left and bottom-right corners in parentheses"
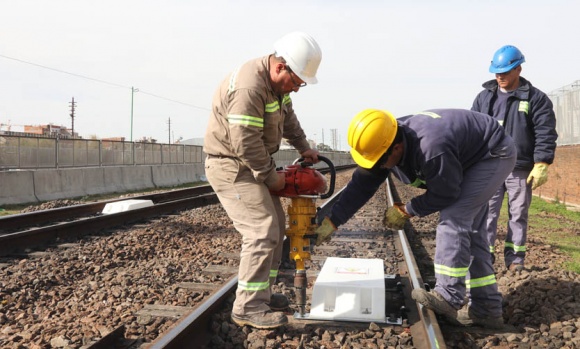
top-left (265, 101), bottom-right (280, 113)
top-left (228, 114), bottom-right (264, 128)
top-left (228, 67), bottom-right (240, 94)
top-left (410, 178), bottom-right (426, 188)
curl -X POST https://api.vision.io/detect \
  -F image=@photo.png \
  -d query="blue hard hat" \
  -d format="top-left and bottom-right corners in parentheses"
top-left (489, 45), bottom-right (525, 73)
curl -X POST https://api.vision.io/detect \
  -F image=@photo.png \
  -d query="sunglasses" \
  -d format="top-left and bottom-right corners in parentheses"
top-left (285, 65), bottom-right (307, 88)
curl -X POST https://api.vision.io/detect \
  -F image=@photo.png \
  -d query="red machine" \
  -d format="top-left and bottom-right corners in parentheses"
top-left (270, 156), bottom-right (336, 318)
top-left (270, 163), bottom-right (328, 197)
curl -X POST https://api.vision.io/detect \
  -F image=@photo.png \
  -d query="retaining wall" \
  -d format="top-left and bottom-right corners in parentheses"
top-left (8, 146), bottom-right (576, 208)
top-left (0, 164), bottom-right (206, 206)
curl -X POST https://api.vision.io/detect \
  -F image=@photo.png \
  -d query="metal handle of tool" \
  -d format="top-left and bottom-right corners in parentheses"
top-left (293, 155), bottom-right (335, 199)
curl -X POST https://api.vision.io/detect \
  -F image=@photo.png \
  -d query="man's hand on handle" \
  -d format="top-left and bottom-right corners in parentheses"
top-left (301, 149), bottom-right (320, 164)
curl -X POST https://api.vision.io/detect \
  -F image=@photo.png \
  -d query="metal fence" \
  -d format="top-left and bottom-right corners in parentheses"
top-left (549, 80), bottom-right (580, 146)
top-left (0, 135), bottom-right (204, 169)
top-left (0, 134), bottom-right (353, 170)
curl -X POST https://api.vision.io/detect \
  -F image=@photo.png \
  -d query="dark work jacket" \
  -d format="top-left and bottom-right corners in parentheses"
top-left (471, 77), bottom-right (557, 171)
top-left (329, 109), bottom-right (514, 226)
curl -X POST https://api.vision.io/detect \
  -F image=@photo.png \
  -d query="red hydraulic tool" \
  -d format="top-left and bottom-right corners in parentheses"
top-left (270, 155), bottom-right (336, 318)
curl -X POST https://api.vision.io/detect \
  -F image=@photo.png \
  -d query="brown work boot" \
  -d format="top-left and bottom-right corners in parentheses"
top-left (456, 306), bottom-right (504, 329)
top-left (508, 263), bottom-right (524, 272)
top-left (412, 288), bottom-right (458, 319)
top-left (268, 293), bottom-right (289, 311)
top-left (231, 311), bottom-right (288, 329)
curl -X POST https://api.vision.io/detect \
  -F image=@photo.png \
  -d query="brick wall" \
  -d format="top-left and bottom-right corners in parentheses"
top-left (534, 144), bottom-right (580, 206)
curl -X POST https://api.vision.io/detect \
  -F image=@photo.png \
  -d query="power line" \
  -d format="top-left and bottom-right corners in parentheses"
top-left (0, 53), bottom-right (210, 112)
top-left (0, 54), bottom-right (127, 89)
top-left (139, 90), bottom-right (209, 111)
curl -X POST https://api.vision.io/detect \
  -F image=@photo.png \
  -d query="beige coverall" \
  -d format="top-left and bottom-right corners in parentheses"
top-left (203, 55), bottom-right (311, 316)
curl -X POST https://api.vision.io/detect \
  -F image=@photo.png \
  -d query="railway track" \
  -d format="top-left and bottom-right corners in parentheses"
top-left (0, 168), bottom-right (447, 348)
top-left (0, 185), bottom-right (219, 256)
top-left (144, 177), bottom-right (445, 349)
top-left (0, 165), bottom-right (351, 255)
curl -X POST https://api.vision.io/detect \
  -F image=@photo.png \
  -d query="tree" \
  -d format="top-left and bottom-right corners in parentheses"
top-left (316, 143), bottom-right (333, 151)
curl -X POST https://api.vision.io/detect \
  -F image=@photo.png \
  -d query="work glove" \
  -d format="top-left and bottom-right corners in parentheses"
top-left (526, 162), bottom-right (549, 190)
top-left (315, 217), bottom-right (337, 246)
top-left (383, 202), bottom-right (411, 230)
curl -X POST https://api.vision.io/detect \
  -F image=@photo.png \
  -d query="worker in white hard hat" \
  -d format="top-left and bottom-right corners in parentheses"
top-left (203, 31), bottom-right (322, 329)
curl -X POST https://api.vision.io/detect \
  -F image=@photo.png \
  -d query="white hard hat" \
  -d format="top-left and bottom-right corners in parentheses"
top-left (274, 32), bottom-right (322, 84)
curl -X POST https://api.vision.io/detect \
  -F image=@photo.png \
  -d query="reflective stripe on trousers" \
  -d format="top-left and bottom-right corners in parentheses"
top-left (205, 157), bottom-right (285, 315)
top-left (433, 142), bottom-right (516, 317)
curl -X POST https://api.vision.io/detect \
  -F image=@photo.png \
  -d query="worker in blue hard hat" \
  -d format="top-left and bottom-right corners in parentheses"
top-left (472, 45), bottom-right (558, 272)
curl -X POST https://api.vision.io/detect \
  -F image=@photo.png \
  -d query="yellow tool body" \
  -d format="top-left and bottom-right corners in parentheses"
top-left (286, 197), bottom-right (318, 271)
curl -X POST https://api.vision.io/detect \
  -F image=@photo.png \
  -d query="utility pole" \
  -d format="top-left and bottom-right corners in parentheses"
top-left (69, 97), bottom-right (77, 138)
top-left (167, 117), bottom-right (171, 144)
top-left (130, 87), bottom-right (139, 142)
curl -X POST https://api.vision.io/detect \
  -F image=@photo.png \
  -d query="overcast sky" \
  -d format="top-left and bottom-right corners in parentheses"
top-left (1, 0), bottom-right (579, 149)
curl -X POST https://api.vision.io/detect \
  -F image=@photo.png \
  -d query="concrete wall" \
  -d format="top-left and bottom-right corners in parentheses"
top-left (0, 152), bottom-right (346, 206)
top-left (0, 164), bottom-right (206, 206)
top-left (0, 170), bottom-right (37, 205)
top-left (2, 147), bottom-right (578, 207)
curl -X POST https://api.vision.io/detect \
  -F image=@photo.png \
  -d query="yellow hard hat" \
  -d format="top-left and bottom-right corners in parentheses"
top-left (347, 109), bottom-right (398, 168)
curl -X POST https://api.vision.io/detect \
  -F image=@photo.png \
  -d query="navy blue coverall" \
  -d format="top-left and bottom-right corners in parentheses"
top-left (327, 109), bottom-right (516, 317)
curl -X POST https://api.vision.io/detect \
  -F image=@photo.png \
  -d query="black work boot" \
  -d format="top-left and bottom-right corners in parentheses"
top-left (268, 293), bottom-right (289, 311)
top-left (231, 311), bottom-right (288, 329)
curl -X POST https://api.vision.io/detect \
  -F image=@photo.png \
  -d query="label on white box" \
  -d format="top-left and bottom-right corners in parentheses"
top-left (335, 267), bottom-right (369, 275)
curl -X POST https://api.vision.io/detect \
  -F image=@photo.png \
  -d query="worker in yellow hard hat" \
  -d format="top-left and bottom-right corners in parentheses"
top-left (316, 108), bottom-right (516, 329)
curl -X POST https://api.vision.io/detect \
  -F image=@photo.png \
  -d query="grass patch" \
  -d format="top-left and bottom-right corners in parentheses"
top-left (499, 195), bottom-right (580, 273)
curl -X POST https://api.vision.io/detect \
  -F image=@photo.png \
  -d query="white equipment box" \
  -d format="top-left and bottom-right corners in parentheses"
top-left (102, 199), bottom-right (154, 214)
top-left (309, 257), bottom-right (392, 323)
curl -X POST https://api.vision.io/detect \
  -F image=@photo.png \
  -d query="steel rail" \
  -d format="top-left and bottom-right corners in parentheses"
top-left (0, 193), bottom-right (219, 256)
top-left (147, 276), bottom-right (239, 349)
top-left (386, 177), bottom-right (446, 349)
top-left (0, 185), bottom-right (215, 233)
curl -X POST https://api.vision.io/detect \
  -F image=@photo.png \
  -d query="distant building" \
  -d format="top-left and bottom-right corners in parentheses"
top-left (101, 137), bottom-right (126, 142)
top-left (0, 123), bottom-right (77, 138)
top-left (135, 136), bottom-right (157, 143)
